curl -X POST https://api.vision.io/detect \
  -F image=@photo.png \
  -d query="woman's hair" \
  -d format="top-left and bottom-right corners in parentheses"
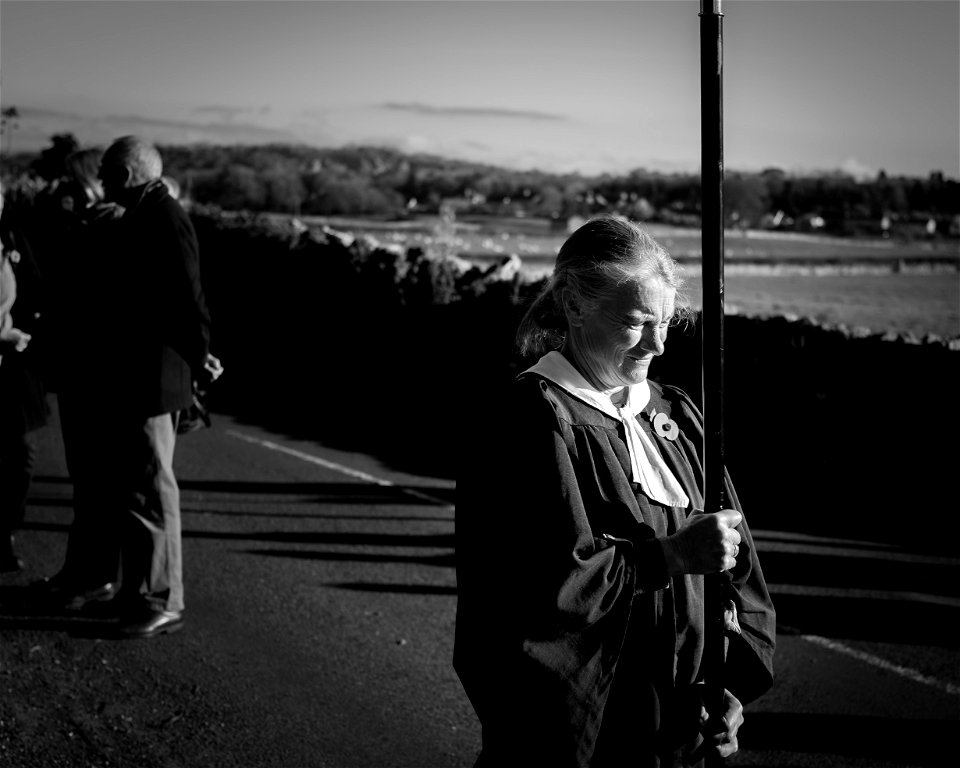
top-left (161, 175), bottom-right (181, 200)
top-left (516, 214), bottom-right (688, 357)
top-left (64, 148), bottom-right (104, 192)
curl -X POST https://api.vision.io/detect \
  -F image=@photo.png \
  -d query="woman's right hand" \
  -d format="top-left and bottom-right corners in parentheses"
top-left (660, 509), bottom-right (742, 576)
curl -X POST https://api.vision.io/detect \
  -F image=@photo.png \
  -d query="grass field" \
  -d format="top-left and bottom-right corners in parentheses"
top-left (687, 273), bottom-right (958, 338)
top-left (303, 213), bottom-right (960, 339)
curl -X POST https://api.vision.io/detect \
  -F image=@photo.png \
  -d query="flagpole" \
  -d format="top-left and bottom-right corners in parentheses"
top-left (700, 0), bottom-right (726, 514)
top-left (700, 0), bottom-right (729, 762)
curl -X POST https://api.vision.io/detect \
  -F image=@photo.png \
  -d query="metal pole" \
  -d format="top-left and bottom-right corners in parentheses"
top-left (700, 0), bottom-right (726, 516)
top-left (700, 0), bottom-right (729, 763)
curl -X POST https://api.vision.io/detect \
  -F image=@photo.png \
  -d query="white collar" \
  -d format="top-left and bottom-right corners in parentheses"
top-left (522, 351), bottom-right (690, 508)
top-left (522, 350), bottom-right (651, 419)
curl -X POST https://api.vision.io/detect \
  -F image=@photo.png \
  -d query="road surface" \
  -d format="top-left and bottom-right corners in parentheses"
top-left (1, 401), bottom-right (956, 767)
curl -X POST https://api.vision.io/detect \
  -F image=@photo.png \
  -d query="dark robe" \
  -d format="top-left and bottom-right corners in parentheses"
top-left (455, 372), bottom-right (775, 768)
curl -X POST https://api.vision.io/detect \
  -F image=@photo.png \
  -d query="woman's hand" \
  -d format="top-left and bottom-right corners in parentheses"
top-left (0, 325), bottom-right (31, 352)
top-left (660, 509), bottom-right (742, 576)
top-left (698, 688), bottom-right (744, 759)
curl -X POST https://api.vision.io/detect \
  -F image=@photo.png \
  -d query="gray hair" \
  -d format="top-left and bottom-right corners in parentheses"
top-left (104, 135), bottom-right (163, 185)
top-left (516, 214), bottom-right (688, 357)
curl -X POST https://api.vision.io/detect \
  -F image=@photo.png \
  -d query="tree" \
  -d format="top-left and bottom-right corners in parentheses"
top-left (1, 107), bottom-right (20, 154)
top-left (263, 167), bottom-right (305, 214)
top-left (34, 133), bottom-right (81, 181)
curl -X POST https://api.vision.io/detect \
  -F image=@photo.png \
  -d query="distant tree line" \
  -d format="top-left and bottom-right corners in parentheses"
top-left (3, 133), bottom-right (958, 237)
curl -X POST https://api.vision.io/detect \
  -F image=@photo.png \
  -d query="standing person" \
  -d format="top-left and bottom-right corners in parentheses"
top-left (0, 183), bottom-right (49, 572)
top-left (454, 215), bottom-right (775, 767)
top-left (39, 136), bottom-right (221, 637)
top-left (30, 147), bottom-right (128, 607)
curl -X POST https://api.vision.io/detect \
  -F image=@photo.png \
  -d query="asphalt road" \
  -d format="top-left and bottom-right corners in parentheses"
top-left (1, 402), bottom-right (957, 768)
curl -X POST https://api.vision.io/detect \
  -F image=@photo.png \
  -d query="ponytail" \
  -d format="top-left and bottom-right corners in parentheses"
top-left (516, 278), bottom-right (566, 358)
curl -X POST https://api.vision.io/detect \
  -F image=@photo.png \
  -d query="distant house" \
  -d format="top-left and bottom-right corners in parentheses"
top-left (797, 213), bottom-right (826, 231)
top-left (760, 209), bottom-right (795, 230)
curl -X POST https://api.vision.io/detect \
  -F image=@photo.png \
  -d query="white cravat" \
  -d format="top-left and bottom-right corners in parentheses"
top-left (523, 351), bottom-right (690, 508)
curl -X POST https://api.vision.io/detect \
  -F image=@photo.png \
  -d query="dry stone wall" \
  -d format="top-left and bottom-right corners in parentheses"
top-left (192, 209), bottom-right (959, 552)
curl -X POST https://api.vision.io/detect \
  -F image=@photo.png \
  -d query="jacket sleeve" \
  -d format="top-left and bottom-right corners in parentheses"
top-left (155, 199), bottom-right (211, 373)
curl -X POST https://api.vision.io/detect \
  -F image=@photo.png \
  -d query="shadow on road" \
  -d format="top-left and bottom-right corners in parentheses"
top-left (740, 712), bottom-right (950, 766)
top-left (244, 548), bottom-right (455, 568)
top-left (30, 475), bottom-right (455, 507)
top-left (761, 548), bottom-right (960, 647)
top-left (761, 549), bottom-right (956, 596)
top-left (775, 594), bottom-right (958, 647)
top-left (22, 475), bottom-right (958, 649)
top-left (325, 582), bottom-right (457, 596)
top-left (0, 586), bottom-right (121, 639)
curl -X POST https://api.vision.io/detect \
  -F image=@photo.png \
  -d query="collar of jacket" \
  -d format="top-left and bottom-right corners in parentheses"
top-left (124, 178), bottom-right (169, 216)
top-left (521, 350), bottom-right (690, 508)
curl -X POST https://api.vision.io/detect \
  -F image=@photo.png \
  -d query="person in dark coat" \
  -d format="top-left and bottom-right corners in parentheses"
top-left (37, 136), bottom-right (222, 637)
top-left (0, 184), bottom-right (50, 572)
top-left (26, 147), bottom-right (131, 603)
top-left (454, 215), bottom-right (775, 767)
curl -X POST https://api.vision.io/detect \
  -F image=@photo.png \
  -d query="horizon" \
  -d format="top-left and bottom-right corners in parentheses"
top-left (1, 1), bottom-right (958, 181)
top-left (6, 138), bottom-right (954, 183)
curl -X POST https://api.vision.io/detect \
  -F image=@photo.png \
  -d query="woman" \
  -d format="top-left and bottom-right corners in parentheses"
top-left (0, 183), bottom-right (49, 572)
top-left (28, 147), bottom-right (128, 604)
top-left (455, 215), bottom-right (775, 767)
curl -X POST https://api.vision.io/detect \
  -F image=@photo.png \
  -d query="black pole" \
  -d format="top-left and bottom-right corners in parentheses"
top-left (700, 0), bottom-right (729, 763)
top-left (700, 0), bottom-right (726, 515)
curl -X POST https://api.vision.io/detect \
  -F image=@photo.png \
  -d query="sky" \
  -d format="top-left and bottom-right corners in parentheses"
top-left (1, 0), bottom-right (958, 179)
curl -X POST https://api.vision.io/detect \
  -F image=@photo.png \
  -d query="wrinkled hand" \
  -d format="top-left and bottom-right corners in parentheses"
top-left (696, 687), bottom-right (744, 760)
top-left (202, 353), bottom-right (224, 383)
top-left (660, 509), bottom-right (742, 576)
top-left (0, 326), bottom-right (31, 352)
top-left (89, 202), bottom-right (125, 222)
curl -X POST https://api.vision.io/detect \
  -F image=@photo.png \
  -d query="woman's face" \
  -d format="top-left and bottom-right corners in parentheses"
top-left (565, 276), bottom-right (676, 391)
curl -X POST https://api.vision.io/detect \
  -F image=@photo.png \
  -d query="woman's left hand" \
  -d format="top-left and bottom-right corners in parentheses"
top-left (0, 325), bottom-right (31, 352)
top-left (698, 687), bottom-right (744, 759)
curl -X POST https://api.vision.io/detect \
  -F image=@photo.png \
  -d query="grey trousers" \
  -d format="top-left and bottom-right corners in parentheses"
top-left (121, 413), bottom-right (184, 613)
top-left (59, 395), bottom-right (184, 612)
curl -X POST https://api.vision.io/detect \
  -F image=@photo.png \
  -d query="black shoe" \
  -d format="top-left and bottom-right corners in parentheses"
top-left (32, 576), bottom-right (119, 610)
top-left (0, 535), bottom-right (24, 573)
top-left (62, 582), bottom-right (120, 611)
top-left (116, 609), bottom-right (184, 639)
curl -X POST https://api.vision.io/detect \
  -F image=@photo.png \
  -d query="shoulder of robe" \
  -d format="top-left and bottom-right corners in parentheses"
top-left (514, 373), bottom-right (568, 423)
top-left (515, 373), bottom-right (613, 430)
top-left (656, 382), bottom-right (702, 420)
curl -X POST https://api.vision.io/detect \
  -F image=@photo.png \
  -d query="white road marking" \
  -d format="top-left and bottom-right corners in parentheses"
top-left (793, 631), bottom-right (960, 697)
top-left (227, 431), bottom-right (958, 696)
top-left (225, 430), bottom-right (453, 508)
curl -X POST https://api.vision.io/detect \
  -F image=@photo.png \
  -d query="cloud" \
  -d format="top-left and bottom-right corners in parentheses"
top-left (192, 105), bottom-right (271, 122)
top-left (838, 156), bottom-right (877, 181)
top-left (380, 102), bottom-right (568, 122)
top-left (5, 105), bottom-right (300, 151)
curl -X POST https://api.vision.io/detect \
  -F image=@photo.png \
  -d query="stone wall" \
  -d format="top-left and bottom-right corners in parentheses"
top-left (193, 210), bottom-right (959, 553)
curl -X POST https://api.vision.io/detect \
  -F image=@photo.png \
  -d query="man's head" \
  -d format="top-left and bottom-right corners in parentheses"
top-left (98, 136), bottom-right (163, 204)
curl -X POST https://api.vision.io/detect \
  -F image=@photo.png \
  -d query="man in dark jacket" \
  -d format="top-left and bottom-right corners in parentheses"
top-left (104, 136), bottom-right (222, 637)
top-left (39, 136), bottom-right (221, 637)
